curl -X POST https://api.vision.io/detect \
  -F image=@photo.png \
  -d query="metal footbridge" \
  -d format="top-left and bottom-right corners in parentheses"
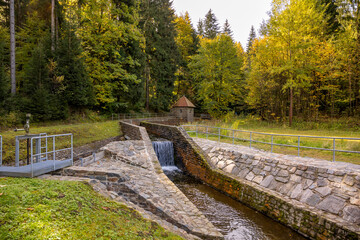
top-left (0, 133), bottom-right (73, 178)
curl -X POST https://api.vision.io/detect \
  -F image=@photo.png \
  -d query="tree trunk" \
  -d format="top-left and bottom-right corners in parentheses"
top-left (10, 0), bottom-right (16, 95)
top-left (51, 0), bottom-right (55, 52)
top-left (145, 64), bottom-right (150, 110)
top-left (289, 87), bottom-right (293, 127)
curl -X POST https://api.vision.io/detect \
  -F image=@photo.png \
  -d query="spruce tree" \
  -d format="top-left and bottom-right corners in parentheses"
top-left (204, 9), bottom-right (219, 39)
top-left (197, 19), bottom-right (204, 36)
top-left (0, 27), bottom-right (9, 104)
top-left (246, 25), bottom-right (256, 53)
top-left (222, 19), bottom-right (233, 37)
top-left (55, 26), bottom-right (94, 111)
top-left (21, 44), bottom-right (52, 121)
top-left (140, 0), bottom-right (180, 111)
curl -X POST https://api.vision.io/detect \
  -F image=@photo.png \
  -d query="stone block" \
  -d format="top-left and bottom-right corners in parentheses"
top-left (290, 175), bottom-right (302, 183)
top-left (350, 197), bottom-right (360, 206)
top-left (277, 170), bottom-right (289, 177)
top-left (300, 189), bottom-right (321, 207)
top-left (252, 168), bottom-right (262, 175)
top-left (317, 195), bottom-right (346, 215)
top-left (275, 177), bottom-right (289, 183)
top-left (253, 176), bottom-right (263, 184)
top-left (263, 166), bottom-right (272, 172)
top-left (223, 164), bottom-right (236, 174)
top-left (290, 184), bottom-right (303, 199)
top-left (260, 175), bottom-right (275, 188)
top-left (343, 175), bottom-right (355, 186)
top-left (295, 170), bottom-right (304, 176)
top-left (315, 187), bottom-right (332, 197)
top-left (245, 172), bottom-right (255, 181)
top-left (289, 167), bottom-right (297, 173)
top-left (303, 179), bottom-right (313, 189)
top-left (231, 167), bottom-right (240, 176)
top-left (238, 168), bottom-right (250, 179)
top-left (217, 161), bottom-right (226, 169)
top-left (342, 206), bottom-right (360, 224)
top-left (317, 179), bottom-right (329, 187)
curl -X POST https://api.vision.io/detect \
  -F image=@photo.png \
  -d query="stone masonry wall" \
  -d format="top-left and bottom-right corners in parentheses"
top-left (141, 121), bottom-right (360, 240)
top-left (120, 121), bottom-right (144, 140)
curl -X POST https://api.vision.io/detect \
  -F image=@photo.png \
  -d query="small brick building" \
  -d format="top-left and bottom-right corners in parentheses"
top-left (171, 96), bottom-right (195, 122)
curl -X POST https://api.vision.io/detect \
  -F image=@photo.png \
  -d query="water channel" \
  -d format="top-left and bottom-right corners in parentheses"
top-left (166, 169), bottom-right (306, 240)
top-left (152, 140), bottom-right (307, 240)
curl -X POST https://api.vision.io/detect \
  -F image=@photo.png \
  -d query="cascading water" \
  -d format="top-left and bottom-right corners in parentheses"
top-left (152, 141), bottom-right (179, 171)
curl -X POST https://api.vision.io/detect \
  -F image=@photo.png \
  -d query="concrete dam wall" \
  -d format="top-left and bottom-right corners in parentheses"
top-left (140, 121), bottom-right (360, 240)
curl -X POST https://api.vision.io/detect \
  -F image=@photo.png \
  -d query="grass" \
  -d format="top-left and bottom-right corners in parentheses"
top-left (186, 116), bottom-right (360, 164)
top-left (0, 177), bottom-right (183, 240)
top-left (0, 121), bottom-right (120, 164)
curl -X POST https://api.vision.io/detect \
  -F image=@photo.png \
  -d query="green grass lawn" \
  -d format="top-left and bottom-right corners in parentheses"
top-left (0, 121), bottom-right (120, 164)
top-left (186, 117), bottom-right (360, 164)
top-left (0, 177), bottom-right (183, 240)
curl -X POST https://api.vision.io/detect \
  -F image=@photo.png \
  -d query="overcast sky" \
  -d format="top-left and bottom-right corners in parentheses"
top-left (172, 0), bottom-right (272, 47)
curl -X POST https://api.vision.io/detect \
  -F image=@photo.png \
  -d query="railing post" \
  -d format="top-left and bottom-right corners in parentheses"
top-left (52, 137), bottom-right (55, 170)
top-left (15, 137), bottom-right (19, 167)
top-left (218, 128), bottom-right (220, 142)
top-left (271, 135), bottom-right (273, 153)
top-left (233, 130), bottom-right (235, 144)
top-left (298, 136), bottom-right (300, 157)
top-left (71, 134), bottom-right (73, 165)
top-left (206, 127), bottom-right (208, 139)
top-left (31, 138), bottom-right (33, 177)
top-left (35, 138), bottom-right (41, 163)
top-left (196, 125), bottom-right (198, 137)
top-left (53, 136), bottom-right (56, 163)
top-left (333, 138), bottom-right (336, 162)
top-left (250, 132), bottom-right (252, 148)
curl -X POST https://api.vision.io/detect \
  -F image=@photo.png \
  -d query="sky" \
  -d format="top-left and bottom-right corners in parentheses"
top-left (172, 0), bottom-right (273, 47)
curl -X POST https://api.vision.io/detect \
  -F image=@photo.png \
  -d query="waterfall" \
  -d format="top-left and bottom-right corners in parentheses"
top-left (152, 141), bottom-right (176, 168)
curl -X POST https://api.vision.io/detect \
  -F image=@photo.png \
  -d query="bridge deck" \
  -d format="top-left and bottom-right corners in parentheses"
top-left (0, 159), bottom-right (72, 177)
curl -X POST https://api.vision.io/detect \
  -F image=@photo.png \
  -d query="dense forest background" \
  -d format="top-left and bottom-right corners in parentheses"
top-left (0, 0), bottom-right (359, 126)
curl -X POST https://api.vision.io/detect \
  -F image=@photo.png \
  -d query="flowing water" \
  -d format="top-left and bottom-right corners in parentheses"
top-left (152, 141), bottom-right (307, 240)
top-left (152, 141), bottom-right (175, 167)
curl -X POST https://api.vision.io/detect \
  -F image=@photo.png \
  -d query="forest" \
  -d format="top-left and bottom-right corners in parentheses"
top-left (0, 0), bottom-right (359, 126)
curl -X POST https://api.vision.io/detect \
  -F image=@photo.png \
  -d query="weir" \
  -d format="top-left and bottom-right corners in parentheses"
top-left (141, 121), bottom-right (360, 240)
top-left (152, 141), bottom-right (175, 166)
top-left (152, 140), bottom-right (306, 239)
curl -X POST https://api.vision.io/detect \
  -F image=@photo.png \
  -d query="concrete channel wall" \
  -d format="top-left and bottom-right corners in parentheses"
top-left (141, 121), bottom-right (360, 240)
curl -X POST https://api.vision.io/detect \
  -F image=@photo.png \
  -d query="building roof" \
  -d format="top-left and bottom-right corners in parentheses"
top-left (172, 96), bottom-right (195, 108)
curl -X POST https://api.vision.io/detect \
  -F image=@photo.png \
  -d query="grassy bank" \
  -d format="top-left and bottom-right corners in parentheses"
top-left (0, 121), bottom-right (120, 164)
top-left (0, 177), bottom-right (182, 240)
top-left (188, 116), bottom-right (360, 164)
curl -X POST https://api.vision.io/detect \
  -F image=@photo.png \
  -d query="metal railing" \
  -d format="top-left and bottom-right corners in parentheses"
top-left (111, 113), bottom-right (169, 121)
top-left (30, 133), bottom-right (73, 177)
top-left (0, 135), bottom-right (2, 167)
top-left (182, 125), bottom-right (360, 162)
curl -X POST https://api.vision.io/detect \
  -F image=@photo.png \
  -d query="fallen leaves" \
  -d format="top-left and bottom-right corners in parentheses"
top-left (26, 208), bottom-right (34, 211)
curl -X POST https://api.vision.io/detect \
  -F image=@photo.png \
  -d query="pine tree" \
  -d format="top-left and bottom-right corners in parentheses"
top-left (222, 19), bottom-right (233, 37)
top-left (204, 9), bottom-right (219, 39)
top-left (246, 26), bottom-right (256, 53)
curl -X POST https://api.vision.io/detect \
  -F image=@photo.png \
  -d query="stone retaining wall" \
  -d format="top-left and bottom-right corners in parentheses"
top-left (141, 121), bottom-right (360, 240)
top-left (60, 121), bottom-right (223, 239)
